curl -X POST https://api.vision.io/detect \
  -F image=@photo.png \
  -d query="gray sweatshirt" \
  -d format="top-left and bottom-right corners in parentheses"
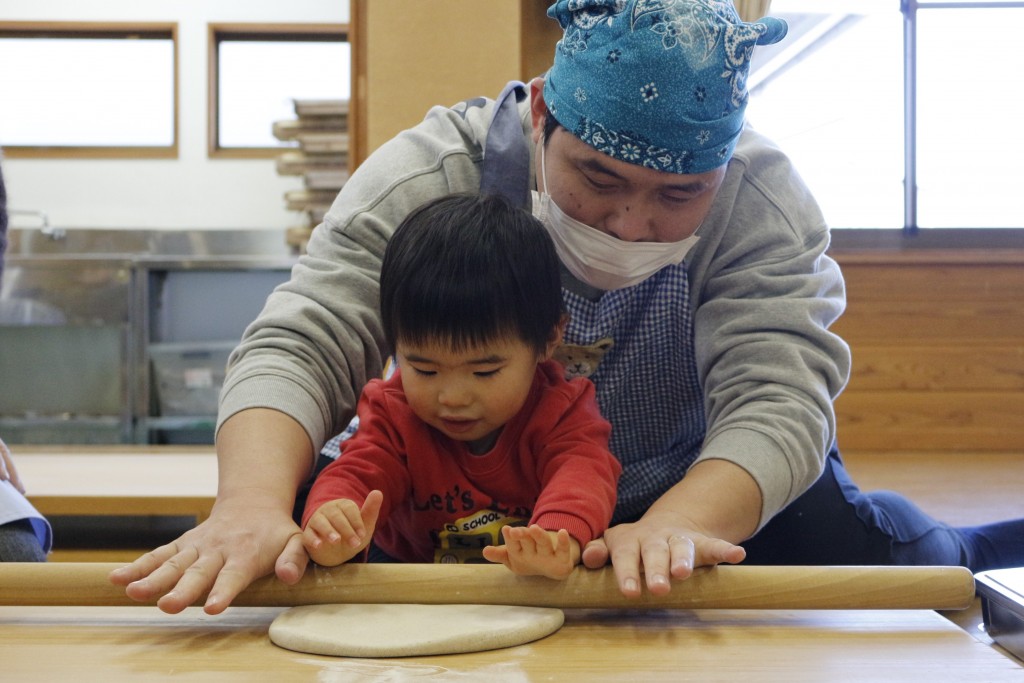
top-left (219, 88), bottom-right (850, 528)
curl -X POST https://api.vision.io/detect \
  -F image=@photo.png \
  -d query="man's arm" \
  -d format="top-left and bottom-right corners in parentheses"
top-left (109, 408), bottom-right (314, 614)
top-left (108, 87), bottom-right (513, 614)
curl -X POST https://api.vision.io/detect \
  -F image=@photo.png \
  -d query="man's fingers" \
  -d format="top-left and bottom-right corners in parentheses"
top-left (604, 536), bottom-right (643, 598)
top-left (108, 541), bottom-right (181, 586)
top-left (698, 538), bottom-right (746, 567)
top-left (202, 559), bottom-right (260, 615)
top-left (123, 544), bottom-right (201, 603)
top-left (668, 534), bottom-right (696, 579)
top-left (639, 537), bottom-right (673, 596)
top-left (139, 548), bottom-right (213, 613)
top-left (275, 532), bottom-right (310, 585)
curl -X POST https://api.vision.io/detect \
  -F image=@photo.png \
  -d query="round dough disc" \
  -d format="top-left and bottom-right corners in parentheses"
top-left (268, 603), bottom-right (565, 658)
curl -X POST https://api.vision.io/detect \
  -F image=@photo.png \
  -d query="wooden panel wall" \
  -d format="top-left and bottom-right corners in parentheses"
top-left (830, 250), bottom-right (1024, 452)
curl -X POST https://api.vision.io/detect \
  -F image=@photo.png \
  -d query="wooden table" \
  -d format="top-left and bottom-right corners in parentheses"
top-left (15, 446), bottom-right (217, 521)
top-left (0, 604), bottom-right (1021, 681)
top-left (14, 447), bottom-right (1020, 528)
top-left (3, 447), bottom-right (1023, 678)
top-left (13, 446), bottom-right (217, 561)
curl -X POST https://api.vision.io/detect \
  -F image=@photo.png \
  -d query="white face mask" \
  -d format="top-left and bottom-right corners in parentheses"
top-left (530, 139), bottom-right (700, 291)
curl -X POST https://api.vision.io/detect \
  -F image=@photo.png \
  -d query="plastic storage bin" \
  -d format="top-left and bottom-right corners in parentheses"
top-left (149, 341), bottom-right (236, 417)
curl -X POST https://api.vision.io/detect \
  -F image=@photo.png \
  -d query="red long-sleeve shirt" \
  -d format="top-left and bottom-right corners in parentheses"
top-left (303, 360), bottom-right (620, 563)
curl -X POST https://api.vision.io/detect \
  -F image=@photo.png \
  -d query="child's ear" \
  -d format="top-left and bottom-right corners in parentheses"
top-left (541, 314), bottom-right (569, 360)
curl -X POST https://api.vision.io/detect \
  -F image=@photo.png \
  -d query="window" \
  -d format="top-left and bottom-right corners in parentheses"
top-left (746, 1), bottom-right (1024, 233)
top-left (0, 22), bottom-right (177, 158)
top-left (208, 24), bottom-right (349, 158)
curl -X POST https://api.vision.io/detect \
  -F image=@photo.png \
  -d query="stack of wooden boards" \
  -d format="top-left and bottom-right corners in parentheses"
top-left (273, 99), bottom-right (349, 254)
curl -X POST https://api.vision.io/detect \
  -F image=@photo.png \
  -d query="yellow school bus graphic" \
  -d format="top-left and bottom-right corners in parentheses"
top-left (434, 509), bottom-right (527, 564)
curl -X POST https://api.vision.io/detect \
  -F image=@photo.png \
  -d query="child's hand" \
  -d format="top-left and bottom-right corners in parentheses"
top-left (302, 490), bottom-right (384, 567)
top-left (482, 524), bottom-right (580, 580)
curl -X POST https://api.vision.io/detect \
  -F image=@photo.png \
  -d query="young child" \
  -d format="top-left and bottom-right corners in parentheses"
top-left (300, 193), bottom-right (621, 579)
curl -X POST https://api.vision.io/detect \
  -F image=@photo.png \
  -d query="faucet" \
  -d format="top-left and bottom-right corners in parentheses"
top-left (8, 209), bottom-right (66, 240)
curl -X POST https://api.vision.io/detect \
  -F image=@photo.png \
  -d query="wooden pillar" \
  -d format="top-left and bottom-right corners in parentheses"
top-left (349, 0), bottom-right (561, 170)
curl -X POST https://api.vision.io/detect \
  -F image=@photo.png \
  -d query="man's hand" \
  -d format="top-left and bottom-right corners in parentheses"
top-left (302, 490), bottom-right (383, 567)
top-left (108, 498), bottom-right (309, 615)
top-left (581, 512), bottom-right (746, 597)
top-left (108, 407), bottom-right (318, 614)
top-left (580, 459), bottom-right (757, 597)
top-left (483, 524), bottom-right (580, 579)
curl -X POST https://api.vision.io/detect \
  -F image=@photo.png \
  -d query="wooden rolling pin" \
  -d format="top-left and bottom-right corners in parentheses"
top-left (0, 563), bottom-right (974, 610)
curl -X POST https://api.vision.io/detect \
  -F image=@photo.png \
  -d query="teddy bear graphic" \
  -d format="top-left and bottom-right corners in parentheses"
top-left (552, 337), bottom-right (614, 380)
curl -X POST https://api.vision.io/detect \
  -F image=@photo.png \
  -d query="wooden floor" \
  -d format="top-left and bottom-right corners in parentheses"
top-left (841, 450), bottom-right (1023, 526)
top-left (842, 449), bottom-right (1023, 661)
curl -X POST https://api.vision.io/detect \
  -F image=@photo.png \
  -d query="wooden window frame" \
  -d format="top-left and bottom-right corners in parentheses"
top-left (0, 21), bottom-right (179, 159)
top-left (207, 23), bottom-right (349, 159)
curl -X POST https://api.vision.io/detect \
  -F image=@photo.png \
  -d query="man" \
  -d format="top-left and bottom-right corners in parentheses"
top-left (111, 0), bottom-right (1022, 614)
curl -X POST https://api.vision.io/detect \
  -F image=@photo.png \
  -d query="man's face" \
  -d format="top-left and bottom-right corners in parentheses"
top-left (529, 80), bottom-right (726, 244)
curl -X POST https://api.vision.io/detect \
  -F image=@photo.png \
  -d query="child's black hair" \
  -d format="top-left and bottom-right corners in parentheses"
top-left (379, 193), bottom-right (564, 356)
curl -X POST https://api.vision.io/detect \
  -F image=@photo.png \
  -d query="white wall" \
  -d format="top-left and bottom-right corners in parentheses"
top-left (0, 0), bottom-right (347, 231)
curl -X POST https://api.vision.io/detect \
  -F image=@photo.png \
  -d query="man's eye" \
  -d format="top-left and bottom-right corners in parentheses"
top-left (662, 193), bottom-right (692, 205)
top-left (584, 174), bottom-right (617, 191)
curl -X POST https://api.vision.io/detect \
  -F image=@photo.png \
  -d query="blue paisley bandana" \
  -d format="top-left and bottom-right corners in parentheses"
top-left (544, 0), bottom-right (787, 174)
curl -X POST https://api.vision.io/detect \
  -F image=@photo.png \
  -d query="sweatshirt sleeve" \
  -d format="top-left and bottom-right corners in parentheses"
top-left (687, 130), bottom-right (851, 530)
top-left (300, 380), bottom-right (412, 529)
top-left (528, 374), bottom-right (622, 546)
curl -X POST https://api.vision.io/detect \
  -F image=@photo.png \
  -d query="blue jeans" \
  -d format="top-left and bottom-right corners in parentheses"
top-left (743, 447), bottom-right (973, 567)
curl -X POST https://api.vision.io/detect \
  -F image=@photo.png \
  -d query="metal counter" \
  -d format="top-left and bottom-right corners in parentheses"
top-left (1, 229), bottom-right (297, 445)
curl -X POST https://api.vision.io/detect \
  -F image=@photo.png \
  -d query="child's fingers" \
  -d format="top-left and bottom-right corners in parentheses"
top-left (526, 524), bottom-right (556, 553)
top-left (303, 513), bottom-right (341, 547)
top-left (301, 524), bottom-right (322, 551)
top-left (553, 529), bottom-right (571, 554)
top-left (491, 525), bottom-right (579, 579)
top-left (482, 545), bottom-right (509, 564)
top-left (317, 500), bottom-right (367, 548)
top-left (360, 490), bottom-right (384, 533)
top-left (502, 525), bottom-right (530, 554)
